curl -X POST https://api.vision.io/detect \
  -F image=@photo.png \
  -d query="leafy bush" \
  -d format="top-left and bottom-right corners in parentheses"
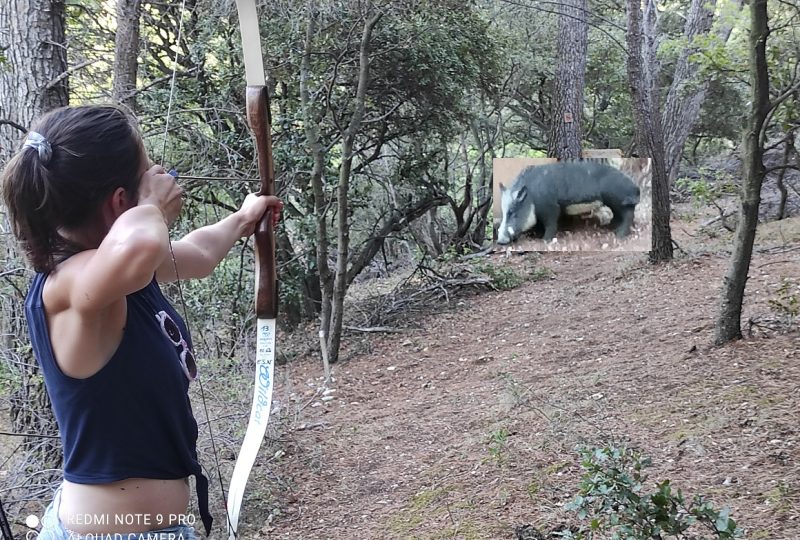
top-left (768, 278), bottom-right (800, 326)
top-left (473, 262), bottom-right (525, 290)
top-left (676, 170), bottom-right (738, 231)
top-left (559, 445), bottom-right (741, 540)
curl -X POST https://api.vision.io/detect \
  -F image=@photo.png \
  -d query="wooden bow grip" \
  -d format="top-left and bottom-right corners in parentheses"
top-left (246, 86), bottom-right (278, 320)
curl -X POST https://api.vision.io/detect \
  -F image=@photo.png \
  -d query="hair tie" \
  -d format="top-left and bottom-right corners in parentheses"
top-left (23, 131), bottom-right (53, 165)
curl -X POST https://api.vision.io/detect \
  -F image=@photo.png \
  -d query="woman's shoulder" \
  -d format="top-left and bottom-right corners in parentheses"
top-left (42, 250), bottom-right (97, 313)
top-left (40, 248), bottom-right (131, 379)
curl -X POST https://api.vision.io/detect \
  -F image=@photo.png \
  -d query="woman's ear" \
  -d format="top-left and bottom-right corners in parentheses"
top-left (106, 187), bottom-right (135, 221)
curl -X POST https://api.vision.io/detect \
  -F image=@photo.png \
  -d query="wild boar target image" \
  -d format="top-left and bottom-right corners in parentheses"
top-left (493, 158), bottom-right (652, 252)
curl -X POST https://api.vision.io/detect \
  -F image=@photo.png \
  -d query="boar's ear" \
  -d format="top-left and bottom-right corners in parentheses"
top-left (514, 186), bottom-right (527, 202)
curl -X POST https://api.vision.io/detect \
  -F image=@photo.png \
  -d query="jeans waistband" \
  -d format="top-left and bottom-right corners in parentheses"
top-left (36, 484), bottom-right (197, 540)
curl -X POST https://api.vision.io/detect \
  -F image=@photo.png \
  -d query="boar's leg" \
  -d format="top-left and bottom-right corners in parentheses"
top-left (539, 203), bottom-right (561, 242)
top-left (612, 206), bottom-right (636, 238)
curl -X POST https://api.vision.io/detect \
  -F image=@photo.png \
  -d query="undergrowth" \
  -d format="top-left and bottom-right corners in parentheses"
top-left (768, 277), bottom-right (799, 326)
top-left (558, 445), bottom-right (741, 540)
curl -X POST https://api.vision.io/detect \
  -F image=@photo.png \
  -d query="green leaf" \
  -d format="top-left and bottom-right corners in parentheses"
top-left (564, 495), bottom-right (584, 511)
top-left (715, 506), bottom-right (731, 531)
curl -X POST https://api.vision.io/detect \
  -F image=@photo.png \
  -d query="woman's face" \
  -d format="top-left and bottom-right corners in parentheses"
top-left (132, 139), bottom-right (152, 207)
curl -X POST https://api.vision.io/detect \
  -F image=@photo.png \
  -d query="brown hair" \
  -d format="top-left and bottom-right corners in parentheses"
top-left (2, 105), bottom-right (145, 273)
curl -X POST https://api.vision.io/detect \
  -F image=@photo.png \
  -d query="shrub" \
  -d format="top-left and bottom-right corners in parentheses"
top-left (559, 445), bottom-right (741, 540)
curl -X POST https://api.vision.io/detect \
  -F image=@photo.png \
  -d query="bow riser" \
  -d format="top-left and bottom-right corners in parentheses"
top-left (246, 86), bottom-right (275, 197)
top-left (254, 220), bottom-right (278, 319)
top-left (247, 86), bottom-right (279, 320)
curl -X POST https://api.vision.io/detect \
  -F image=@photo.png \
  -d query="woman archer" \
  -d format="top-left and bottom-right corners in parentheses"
top-left (2, 104), bottom-right (282, 539)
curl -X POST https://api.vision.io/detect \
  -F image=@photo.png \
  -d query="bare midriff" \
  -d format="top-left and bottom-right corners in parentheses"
top-left (58, 477), bottom-right (190, 534)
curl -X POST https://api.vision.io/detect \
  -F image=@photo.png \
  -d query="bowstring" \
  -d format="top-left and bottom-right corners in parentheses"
top-left (160, 0), bottom-right (231, 531)
top-left (160, 0), bottom-right (186, 162)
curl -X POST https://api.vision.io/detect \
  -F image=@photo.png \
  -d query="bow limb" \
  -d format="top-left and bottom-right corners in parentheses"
top-left (226, 1), bottom-right (278, 538)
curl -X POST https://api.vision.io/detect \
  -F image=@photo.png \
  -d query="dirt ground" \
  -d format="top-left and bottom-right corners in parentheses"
top-left (207, 208), bottom-right (800, 540)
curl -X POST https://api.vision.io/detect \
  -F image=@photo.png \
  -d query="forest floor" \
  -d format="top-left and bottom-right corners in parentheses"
top-left (215, 204), bottom-right (800, 540)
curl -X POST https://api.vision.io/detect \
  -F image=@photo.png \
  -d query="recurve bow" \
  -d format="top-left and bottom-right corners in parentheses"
top-left (226, 1), bottom-right (278, 538)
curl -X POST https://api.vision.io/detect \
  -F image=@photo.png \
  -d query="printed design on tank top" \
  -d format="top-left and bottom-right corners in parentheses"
top-left (155, 310), bottom-right (198, 381)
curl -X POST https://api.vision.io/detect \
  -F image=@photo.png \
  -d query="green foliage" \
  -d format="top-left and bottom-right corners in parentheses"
top-left (441, 243), bottom-right (472, 264)
top-left (62, 0), bottom-right (505, 328)
top-left (763, 1), bottom-right (800, 140)
top-left (486, 426), bottom-right (510, 466)
top-left (692, 78), bottom-right (748, 145)
top-left (657, 0), bottom-right (749, 154)
top-left (528, 266), bottom-right (554, 282)
top-left (373, 1), bottom-right (502, 135)
top-left (585, 24), bottom-right (632, 149)
top-left (473, 261), bottom-right (524, 290)
top-left (768, 278), bottom-right (800, 325)
top-left (675, 169), bottom-right (737, 209)
top-left (560, 445), bottom-right (742, 540)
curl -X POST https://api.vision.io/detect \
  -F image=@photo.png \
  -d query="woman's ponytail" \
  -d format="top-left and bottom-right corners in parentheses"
top-left (2, 105), bottom-right (144, 273)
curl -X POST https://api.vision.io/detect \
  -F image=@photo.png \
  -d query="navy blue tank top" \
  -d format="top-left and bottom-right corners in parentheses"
top-left (24, 273), bottom-right (212, 535)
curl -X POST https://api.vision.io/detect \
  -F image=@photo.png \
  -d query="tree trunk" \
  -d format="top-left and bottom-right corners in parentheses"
top-left (775, 127), bottom-right (795, 219)
top-left (0, 0), bottom-right (68, 485)
top-left (715, 0), bottom-right (771, 344)
top-left (112, 0), bottom-right (142, 112)
top-left (661, 0), bottom-right (742, 185)
top-left (326, 10), bottom-right (382, 364)
top-left (469, 117), bottom-right (493, 246)
top-left (450, 132), bottom-right (474, 241)
top-left (547, 0), bottom-right (588, 160)
top-left (0, 0), bottom-right (68, 157)
top-left (625, 0), bottom-right (673, 261)
top-left (275, 230), bottom-right (321, 326)
top-left (299, 3), bottom-right (334, 354)
top-left (428, 207), bottom-right (444, 257)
